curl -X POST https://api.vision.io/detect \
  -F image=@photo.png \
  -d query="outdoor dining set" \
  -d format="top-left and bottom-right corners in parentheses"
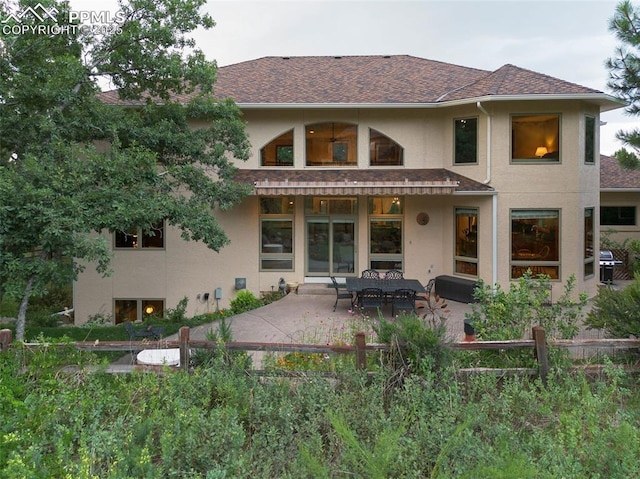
top-left (331, 269), bottom-right (432, 316)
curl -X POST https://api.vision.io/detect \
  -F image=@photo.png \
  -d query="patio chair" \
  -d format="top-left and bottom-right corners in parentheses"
top-left (330, 276), bottom-right (353, 311)
top-left (391, 288), bottom-right (417, 316)
top-left (360, 269), bottom-right (380, 279)
top-left (123, 321), bottom-right (164, 341)
top-left (384, 269), bottom-right (404, 280)
top-left (358, 287), bottom-right (384, 312)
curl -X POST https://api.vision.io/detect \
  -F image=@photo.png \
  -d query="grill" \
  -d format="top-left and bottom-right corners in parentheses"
top-left (599, 250), bottom-right (622, 267)
top-left (599, 250), bottom-right (622, 283)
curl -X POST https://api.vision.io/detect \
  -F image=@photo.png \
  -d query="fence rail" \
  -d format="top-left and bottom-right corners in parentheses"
top-left (2, 326), bottom-right (640, 381)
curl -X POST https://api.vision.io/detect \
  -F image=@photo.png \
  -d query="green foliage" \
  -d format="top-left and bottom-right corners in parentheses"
top-left (466, 273), bottom-right (586, 341)
top-left (230, 290), bottom-right (263, 315)
top-left (0, 0), bottom-right (252, 340)
top-left (607, 0), bottom-right (640, 164)
top-left (375, 312), bottom-right (453, 376)
top-left (585, 273), bottom-right (640, 338)
top-left (3, 346), bottom-right (640, 478)
top-left (164, 296), bottom-right (188, 322)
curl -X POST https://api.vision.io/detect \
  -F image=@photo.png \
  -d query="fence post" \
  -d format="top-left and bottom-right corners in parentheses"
top-left (179, 326), bottom-right (190, 372)
top-left (532, 326), bottom-right (549, 385)
top-left (0, 329), bottom-right (12, 353)
top-left (355, 331), bottom-right (366, 370)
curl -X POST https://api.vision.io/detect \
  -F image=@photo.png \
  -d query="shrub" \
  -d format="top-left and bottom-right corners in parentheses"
top-left (466, 273), bottom-right (586, 341)
top-left (230, 290), bottom-right (263, 314)
top-left (585, 273), bottom-right (640, 338)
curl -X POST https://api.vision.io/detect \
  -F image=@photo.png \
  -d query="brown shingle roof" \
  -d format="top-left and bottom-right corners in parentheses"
top-left (233, 168), bottom-right (494, 194)
top-left (601, 154), bottom-right (640, 189)
top-left (98, 55), bottom-right (607, 106)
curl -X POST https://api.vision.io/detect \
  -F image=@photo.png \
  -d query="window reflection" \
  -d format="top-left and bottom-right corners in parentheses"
top-left (455, 208), bottom-right (478, 276)
top-left (511, 210), bottom-right (559, 279)
top-left (260, 130), bottom-right (294, 166)
top-left (306, 122), bottom-right (357, 166)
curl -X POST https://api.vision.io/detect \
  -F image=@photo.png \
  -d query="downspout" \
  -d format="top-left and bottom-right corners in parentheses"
top-left (477, 101), bottom-right (498, 287)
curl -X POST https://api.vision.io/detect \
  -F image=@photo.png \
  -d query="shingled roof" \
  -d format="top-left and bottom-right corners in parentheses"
top-left (601, 154), bottom-right (640, 190)
top-left (98, 55), bottom-right (620, 109)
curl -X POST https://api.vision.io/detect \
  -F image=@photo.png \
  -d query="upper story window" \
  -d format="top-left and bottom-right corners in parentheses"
top-left (454, 117), bottom-right (478, 164)
top-left (260, 130), bottom-right (293, 166)
top-left (306, 122), bottom-right (357, 166)
top-left (511, 114), bottom-right (560, 163)
top-left (115, 222), bottom-right (164, 249)
top-left (370, 129), bottom-right (403, 166)
top-left (585, 115), bottom-right (596, 164)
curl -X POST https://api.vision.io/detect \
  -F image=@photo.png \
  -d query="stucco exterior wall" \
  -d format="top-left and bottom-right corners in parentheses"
top-left (73, 100), bottom-right (603, 323)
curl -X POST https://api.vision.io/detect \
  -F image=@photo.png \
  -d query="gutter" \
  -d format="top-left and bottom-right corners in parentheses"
top-left (477, 101), bottom-right (498, 287)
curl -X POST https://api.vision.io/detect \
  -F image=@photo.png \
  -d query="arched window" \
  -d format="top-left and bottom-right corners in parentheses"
top-left (306, 122), bottom-right (357, 166)
top-left (369, 129), bottom-right (403, 166)
top-left (260, 130), bottom-right (294, 166)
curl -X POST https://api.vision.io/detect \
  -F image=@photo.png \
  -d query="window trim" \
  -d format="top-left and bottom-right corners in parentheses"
top-left (114, 298), bottom-right (165, 324)
top-left (453, 116), bottom-right (479, 165)
top-left (584, 207), bottom-right (595, 279)
top-left (510, 208), bottom-right (561, 280)
top-left (510, 113), bottom-right (561, 164)
top-left (114, 221), bottom-right (165, 250)
top-left (454, 207), bottom-right (479, 277)
top-left (584, 115), bottom-right (596, 165)
top-left (259, 197), bottom-right (295, 272)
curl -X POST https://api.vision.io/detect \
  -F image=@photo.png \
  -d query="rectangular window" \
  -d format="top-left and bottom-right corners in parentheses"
top-left (454, 117), bottom-right (478, 164)
top-left (584, 208), bottom-right (595, 278)
top-left (511, 114), bottom-right (560, 163)
top-left (601, 206), bottom-right (636, 226)
top-left (585, 115), bottom-right (596, 164)
top-left (511, 209), bottom-right (560, 279)
top-left (115, 222), bottom-right (164, 249)
top-left (369, 196), bottom-right (403, 271)
top-left (455, 208), bottom-right (478, 276)
top-left (260, 197), bottom-right (294, 271)
top-left (114, 299), bottom-right (164, 324)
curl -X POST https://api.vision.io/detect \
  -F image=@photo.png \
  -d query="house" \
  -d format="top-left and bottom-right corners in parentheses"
top-left (600, 154), bottom-right (640, 245)
top-left (73, 55), bottom-right (624, 324)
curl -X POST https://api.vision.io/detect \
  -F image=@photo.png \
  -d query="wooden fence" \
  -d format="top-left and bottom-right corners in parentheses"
top-left (2, 326), bottom-right (640, 381)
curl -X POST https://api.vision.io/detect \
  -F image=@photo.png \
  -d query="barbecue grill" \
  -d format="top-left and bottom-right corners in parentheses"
top-left (599, 250), bottom-right (622, 283)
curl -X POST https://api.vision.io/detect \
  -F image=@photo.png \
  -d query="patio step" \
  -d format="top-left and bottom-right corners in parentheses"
top-left (295, 283), bottom-right (334, 295)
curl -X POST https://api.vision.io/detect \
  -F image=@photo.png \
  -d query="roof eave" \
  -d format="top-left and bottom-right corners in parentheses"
top-left (601, 188), bottom-right (640, 192)
top-left (235, 93), bottom-right (625, 112)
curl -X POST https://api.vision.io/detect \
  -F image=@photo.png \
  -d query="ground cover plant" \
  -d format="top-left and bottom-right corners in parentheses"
top-left (2, 343), bottom-right (640, 478)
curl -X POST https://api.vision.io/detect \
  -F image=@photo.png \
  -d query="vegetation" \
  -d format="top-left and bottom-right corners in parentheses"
top-left (0, 0), bottom-right (251, 340)
top-left (585, 273), bottom-right (640, 338)
top-left (607, 0), bottom-right (640, 167)
top-left (2, 336), bottom-right (640, 477)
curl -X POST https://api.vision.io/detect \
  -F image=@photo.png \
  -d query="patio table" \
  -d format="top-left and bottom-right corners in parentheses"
top-left (345, 277), bottom-right (425, 295)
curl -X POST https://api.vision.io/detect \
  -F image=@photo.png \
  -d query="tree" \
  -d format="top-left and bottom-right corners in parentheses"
top-left (0, 0), bottom-right (251, 340)
top-left (607, 0), bottom-right (640, 168)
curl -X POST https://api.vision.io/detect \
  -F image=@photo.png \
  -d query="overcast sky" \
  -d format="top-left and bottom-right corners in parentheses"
top-left (72, 0), bottom-right (636, 155)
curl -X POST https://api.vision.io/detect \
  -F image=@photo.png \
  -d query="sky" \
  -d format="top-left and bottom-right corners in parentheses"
top-left (71, 0), bottom-right (636, 155)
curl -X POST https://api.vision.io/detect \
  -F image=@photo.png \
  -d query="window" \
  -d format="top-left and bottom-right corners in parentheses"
top-left (370, 129), bottom-right (404, 166)
top-left (368, 197), bottom-right (403, 271)
top-left (115, 222), bottom-right (164, 249)
top-left (115, 299), bottom-right (164, 324)
top-left (454, 118), bottom-right (478, 164)
top-left (455, 208), bottom-right (478, 276)
top-left (260, 130), bottom-right (294, 166)
top-left (584, 208), bottom-right (595, 278)
top-left (511, 209), bottom-right (559, 279)
top-left (601, 206), bottom-right (636, 226)
top-left (585, 115), bottom-right (596, 164)
top-left (511, 114), bottom-right (560, 163)
top-left (306, 122), bottom-right (357, 166)
top-left (260, 197), bottom-right (294, 271)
